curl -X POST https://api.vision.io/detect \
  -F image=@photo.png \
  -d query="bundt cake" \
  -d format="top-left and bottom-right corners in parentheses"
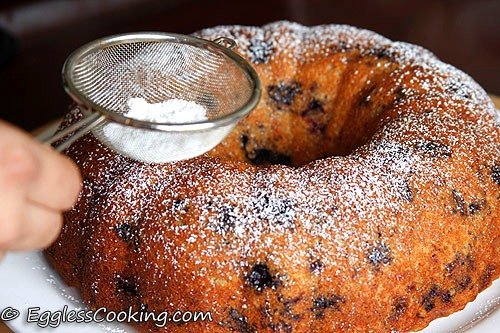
top-left (45, 21), bottom-right (500, 332)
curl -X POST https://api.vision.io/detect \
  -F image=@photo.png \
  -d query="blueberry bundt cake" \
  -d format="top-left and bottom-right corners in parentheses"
top-left (45, 21), bottom-right (500, 332)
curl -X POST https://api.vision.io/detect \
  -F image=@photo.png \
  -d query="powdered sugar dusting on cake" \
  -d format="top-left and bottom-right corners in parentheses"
top-left (198, 21), bottom-right (493, 108)
top-left (51, 21), bottom-right (500, 332)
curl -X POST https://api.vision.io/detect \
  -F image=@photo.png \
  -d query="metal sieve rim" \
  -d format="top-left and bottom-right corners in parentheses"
top-left (62, 32), bottom-right (262, 132)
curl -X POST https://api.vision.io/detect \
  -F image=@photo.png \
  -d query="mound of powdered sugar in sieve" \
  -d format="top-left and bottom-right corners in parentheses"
top-left (99, 97), bottom-right (209, 163)
top-left (125, 98), bottom-right (207, 123)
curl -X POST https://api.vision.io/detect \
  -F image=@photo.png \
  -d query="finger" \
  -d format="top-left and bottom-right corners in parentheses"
top-left (0, 120), bottom-right (82, 210)
top-left (27, 143), bottom-right (82, 211)
top-left (0, 187), bottom-right (25, 250)
top-left (0, 135), bottom-right (39, 189)
top-left (5, 203), bottom-right (63, 251)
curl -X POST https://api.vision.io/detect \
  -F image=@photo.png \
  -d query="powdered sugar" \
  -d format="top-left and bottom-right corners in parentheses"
top-left (99, 98), bottom-right (210, 163)
top-left (125, 97), bottom-right (207, 123)
top-left (52, 21), bottom-right (500, 332)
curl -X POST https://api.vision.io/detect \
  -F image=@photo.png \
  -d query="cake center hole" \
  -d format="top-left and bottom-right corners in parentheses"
top-left (207, 55), bottom-right (398, 167)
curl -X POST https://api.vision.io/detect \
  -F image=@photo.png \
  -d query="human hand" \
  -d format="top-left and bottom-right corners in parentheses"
top-left (0, 120), bottom-right (81, 259)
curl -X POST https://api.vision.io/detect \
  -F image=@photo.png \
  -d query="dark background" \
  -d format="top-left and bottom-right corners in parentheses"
top-left (0, 0), bottom-right (498, 131)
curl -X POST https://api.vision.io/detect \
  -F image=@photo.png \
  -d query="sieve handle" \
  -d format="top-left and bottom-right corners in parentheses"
top-left (41, 112), bottom-right (105, 152)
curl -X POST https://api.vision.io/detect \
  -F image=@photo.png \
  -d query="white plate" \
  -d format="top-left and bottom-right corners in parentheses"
top-left (0, 252), bottom-right (134, 333)
top-left (0, 251), bottom-right (498, 333)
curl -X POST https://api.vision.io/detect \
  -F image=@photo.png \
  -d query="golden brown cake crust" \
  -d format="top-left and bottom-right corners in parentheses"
top-left (45, 21), bottom-right (500, 332)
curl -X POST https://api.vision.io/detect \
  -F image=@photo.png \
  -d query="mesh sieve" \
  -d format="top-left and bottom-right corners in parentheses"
top-left (43, 33), bottom-right (261, 163)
